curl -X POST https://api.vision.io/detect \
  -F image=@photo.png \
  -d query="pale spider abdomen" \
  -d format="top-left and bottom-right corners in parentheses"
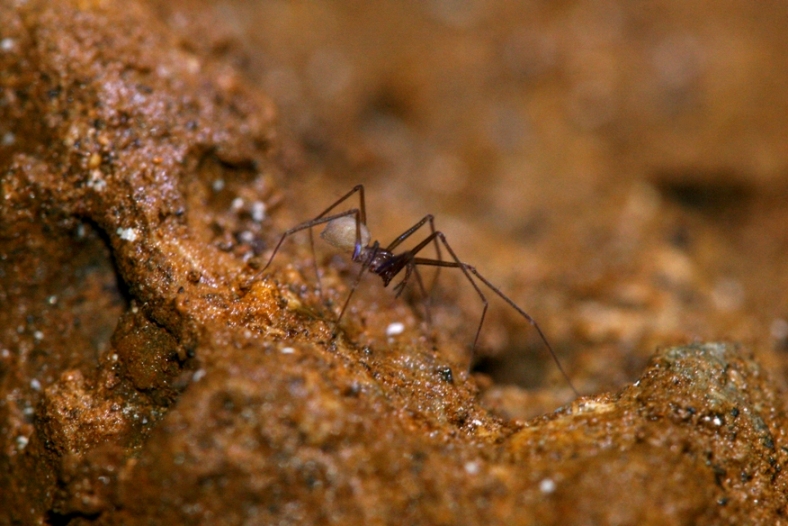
top-left (321, 216), bottom-right (371, 252)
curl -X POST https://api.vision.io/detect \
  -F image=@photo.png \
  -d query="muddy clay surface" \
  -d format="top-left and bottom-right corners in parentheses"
top-left (3, 1), bottom-right (788, 524)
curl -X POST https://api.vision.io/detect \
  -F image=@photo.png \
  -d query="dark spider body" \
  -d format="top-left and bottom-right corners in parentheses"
top-left (359, 244), bottom-right (409, 287)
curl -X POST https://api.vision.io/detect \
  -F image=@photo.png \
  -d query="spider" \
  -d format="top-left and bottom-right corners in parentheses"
top-left (259, 184), bottom-right (576, 394)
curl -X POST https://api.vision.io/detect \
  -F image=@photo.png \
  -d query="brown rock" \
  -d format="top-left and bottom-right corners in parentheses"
top-left (2, 1), bottom-right (788, 525)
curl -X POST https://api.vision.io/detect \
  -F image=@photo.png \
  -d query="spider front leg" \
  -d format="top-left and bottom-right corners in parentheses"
top-left (384, 215), bottom-right (444, 323)
top-left (386, 214), bottom-right (442, 293)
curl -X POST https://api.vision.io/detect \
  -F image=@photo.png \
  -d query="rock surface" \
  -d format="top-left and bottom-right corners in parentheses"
top-left (2, 1), bottom-right (788, 525)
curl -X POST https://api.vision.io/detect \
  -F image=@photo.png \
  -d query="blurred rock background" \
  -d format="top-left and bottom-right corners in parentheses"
top-left (162, 0), bottom-right (788, 403)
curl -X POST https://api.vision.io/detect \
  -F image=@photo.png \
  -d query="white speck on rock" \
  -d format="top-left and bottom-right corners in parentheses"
top-left (87, 169), bottom-right (107, 191)
top-left (464, 461), bottom-right (480, 475)
top-left (539, 478), bottom-right (556, 494)
top-left (386, 322), bottom-right (405, 336)
top-left (251, 201), bottom-right (266, 222)
top-left (117, 227), bottom-right (139, 242)
top-left (281, 347), bottom-right (295, 354)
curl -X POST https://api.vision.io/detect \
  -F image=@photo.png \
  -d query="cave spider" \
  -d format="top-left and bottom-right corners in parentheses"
top-left (260, 184), bottom-right (577, 394)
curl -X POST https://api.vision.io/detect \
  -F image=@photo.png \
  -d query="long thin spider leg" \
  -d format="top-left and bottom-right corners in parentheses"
top-left (408, 233), bottom-right (579, 396)
top-left (313, 184), bottom-right (367, 223)
top-left (259, 184), bottom-right (368, 277)
top-left (387, 214), bottom-right (442, 296)
top-left (407, 232), bottom-right (490, 356)
top-left (391, 261), bottom-right (434, 323)
top-left (392, 264), bottom-right (413, 298)
top-left (379, 228), bottom-right (490, 364)
top-left (308, 227), bottom-right (322, 300)
top-left (410, 265), bottom-right (432, 326)
top-left (385, 214), bottom-right (442, 309)
top-left (259, 209), bottom-right (362, 277)
top-left (385, 214), bottom-right (434, 252)
top-left (259, 186), bottom-right (369, 339)
top-left (313, 185), bottom-right (368, 258)
top-left (334, 252), bottom-right (372, 332)
top-left (426, 216), bottom-right (442, 297)
top-left (389, 227), bottom-right (443, 259)
top-left (463, 267), bottom-right (577, 395)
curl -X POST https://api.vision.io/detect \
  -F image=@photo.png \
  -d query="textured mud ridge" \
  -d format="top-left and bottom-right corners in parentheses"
top-left (2, 2), bottom-right (788, 525)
